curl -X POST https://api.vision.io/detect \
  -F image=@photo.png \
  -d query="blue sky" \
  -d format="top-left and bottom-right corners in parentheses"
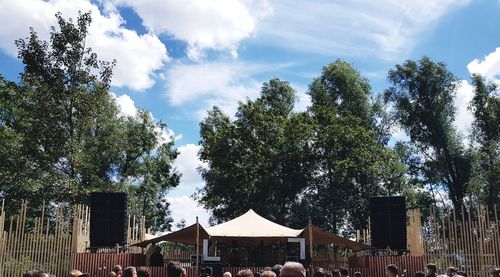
top-left (0, 0), bottom-right (499, 229)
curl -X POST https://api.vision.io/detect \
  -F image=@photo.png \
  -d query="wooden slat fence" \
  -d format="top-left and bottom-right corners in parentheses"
top-left (423, 205), bottom-right (500, 277)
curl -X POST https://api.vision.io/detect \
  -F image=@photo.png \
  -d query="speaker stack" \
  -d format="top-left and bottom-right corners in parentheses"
top-left (90, 192), bottom-right (128, 249)
top-left (369, 196), bottom-right (407, 251)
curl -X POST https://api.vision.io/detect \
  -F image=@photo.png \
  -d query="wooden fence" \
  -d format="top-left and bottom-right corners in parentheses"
top-left (423, 205), bottom-right (500, 277)
top-left (0, 200), bottom-right (78, 277)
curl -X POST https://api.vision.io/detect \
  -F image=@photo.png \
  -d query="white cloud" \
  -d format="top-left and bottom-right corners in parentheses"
top-left (454, 80), bottom-right (474, 137)
top-left (113, 93), bottom-right (138, 117)
top-left (467, 47), bottom-right (500, 84)
top-left (0, 0), bottom-right (168, 91)
top-left (166, 195), bottom-right (210, 230)
top-left (257, 0), bottom-right (471, 60)
top-left (165, 62), bottom-right (264, 119)
top-left (391, 126), bottom-right (410, 142)
top-left (110, 92), bottom-right (181, 144)
top-left (174, 144), bottom-right (207, 188)
top-left (113, 0), bottom-right (272, 60)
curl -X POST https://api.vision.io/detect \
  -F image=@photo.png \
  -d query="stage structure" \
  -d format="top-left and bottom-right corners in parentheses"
top-left (132, 209), bottom-right (371, 269)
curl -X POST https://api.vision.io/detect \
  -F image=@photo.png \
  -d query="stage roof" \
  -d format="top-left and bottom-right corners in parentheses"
top-left (132, 209), bottom-right (371, 251)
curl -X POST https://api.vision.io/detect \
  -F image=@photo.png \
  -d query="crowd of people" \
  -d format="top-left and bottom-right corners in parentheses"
top-left (21, 261), bottom-right (500, 277)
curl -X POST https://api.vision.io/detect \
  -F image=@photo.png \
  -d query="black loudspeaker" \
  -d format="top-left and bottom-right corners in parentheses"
top-left (90, 192), bottom-right (128, 247)
top-left (369, 196), bottom-right (406, 250)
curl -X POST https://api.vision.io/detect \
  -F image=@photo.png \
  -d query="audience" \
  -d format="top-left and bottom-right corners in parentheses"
top-left (137, 266), bottom-right (150, 277)
top-left (339, 268), bottom-right (349, 277)
top-left (272, 264), bottom-right (283, 277)
top-left (314, 268), bottom-right (327, 277)
top-left (150, 246), bottom-right (165, 267)
top-left (385, 264), bottom-right (399, 277)
top-left (123, 266), bottom-right (137, 277)
top-left (237, 269), bottom-right (254, 277)
top-left (331, 269), bottom-right (341, 277)
top-left (262, 270), bottom-right (277, 277)
top-left (280, 262), bottom-right (306, 277)
top-left (426, 264), bottom-right (438, 277)
top-left (167, 263), bottom-right (183, 277)
top-left (110, 265), bottom-right (123, 277)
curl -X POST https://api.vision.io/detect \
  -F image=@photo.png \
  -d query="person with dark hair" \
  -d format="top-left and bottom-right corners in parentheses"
top-left (272, 264), bottom-right (283, 277)
top-left (150, 246), bottom-right (165, 266)
top-left (457, 271), bottom-right (467, 277)
top-left (254, 272), bottom-right (261, 277)
top-left (123, 267), bottom-right (137, 277)
top-left (385, 264), bottom-right (398, 277)
top-left (326, 271), bottom-right (333, 277)
top-left (332, 270), bottom-right (340, 277)
top-left (490, 268), bottom-right (500, 277)
top-left (205, 267), bottom-right (214, 277)
top-left (447, 267), bottom-right (458, 277)
top-left (314, 268), bottom-right (327, 277)
top-left (137, 266), bottom-right (150, 277)
top-left (167, 263), bottom-right (183, 277)
top-left (110, 265), bottom-right (123, 277)
top-left (415, 271), bottom-right (425, 277)
top-left (426, 264), bottom-right (437, 277)
top-left (24, 270), bottom-right (49, 277)
top-left (339, 268), bottom-right (349, 277)
top-left (353, 272), bottom-right (362, 277)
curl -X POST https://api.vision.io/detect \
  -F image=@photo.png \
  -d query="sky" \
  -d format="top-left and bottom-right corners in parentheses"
top-left (0, 0), bottom-right (499, 231)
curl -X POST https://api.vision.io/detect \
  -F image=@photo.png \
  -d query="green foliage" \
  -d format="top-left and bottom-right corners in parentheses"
top-left (0, 12), bottom-right (179, 231)
top-left (384, 57), bottom-right (472, 211)
top-left (468, 75), bottom-right (500, 210)
top-left (198, 64), bottom-right (411, 235)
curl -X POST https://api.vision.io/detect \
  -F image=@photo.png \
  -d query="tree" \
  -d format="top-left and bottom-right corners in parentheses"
top-left (198, 78), bottom-right (314, 227)
top-left (0, 12), bottom-right (179, 231)
top-left (306, 60), bottom-right (407, 234)
top-left (469, 74), bottom-right (500, 211)
top-left (384, 57), bottom-right (472, 211)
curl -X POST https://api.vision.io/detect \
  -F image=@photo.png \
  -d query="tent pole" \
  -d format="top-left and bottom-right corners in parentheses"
top-left (309, 220), bottom-right (314, 275)
top-left (196, 216), bottom-right (200, 276)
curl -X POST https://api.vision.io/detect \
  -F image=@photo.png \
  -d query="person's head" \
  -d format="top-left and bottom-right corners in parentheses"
top-left (339, 268), bottom-right (349, 277)
top-left (264, 267), bottom-right (273, 272)
top-left (254, 272), bottom-right (261, 277)
top-left (167, 263), bottom-right (183, 277)
top-left (490, 268), bottom-right (500, 277)
top-left (224, 272), bottom-right (233, 277)
top-left (272, 264), bottom-right (283, 277)
top-left (137, 267), bottom-right (150, 277)
top-left (314, 268), bottom-right (327, 277)
top-left (181, 267), bottom-right (187, 277)
top-left (385, 264), bottom-right (398, 277)
top-left (354, 272), bottom-right (362, 277)
top-left (426, 264), bottom-right (437, 275)
top-left (69, 270), bottom-right (90, 277)
top-left (332, 270), bottom-right (340, 277)
top-left (326, 272), bottom-right (333, 277)
top-left (113, 265), bottom-right (123, 275)
top-left (237, 269), bottom-right (253, 277)
top-left (205, 267), bottom-right (213, 277)
top-left (457, 271), bottom-right (466, 277)
top-left (123, 267), bottom-right (137, 277)
top-left (447, 267), bottom-right (457, 277)
top-left (415, 271), bottom-right (425, 277)
top-left (280, 262), bottom-right (306, 277)
top-left (262, 271), bottom-right (277, 277)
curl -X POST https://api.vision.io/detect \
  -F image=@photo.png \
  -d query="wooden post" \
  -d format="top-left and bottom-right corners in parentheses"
top-left (196, 216), bottom-right (200, 276)
top-left (308, 220), bottom-right (313, 275)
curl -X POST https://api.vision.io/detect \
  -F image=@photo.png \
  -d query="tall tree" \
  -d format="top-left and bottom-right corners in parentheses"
top-left (307, 60), bottom-right (407, 234)
top-left (469, 74), bottom-right (500, 211)
top-left (0, 12), bottom-right (179, 231)
top-left (384, 57), bottom-right (472, 211)
top-left (198, 78), bottom-right (314, 226)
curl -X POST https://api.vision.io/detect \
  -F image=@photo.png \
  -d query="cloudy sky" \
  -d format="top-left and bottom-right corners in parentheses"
top-left (0, 0), bottom-right (499, 230)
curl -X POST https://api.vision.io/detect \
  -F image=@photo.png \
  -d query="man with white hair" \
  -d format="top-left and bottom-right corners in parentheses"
top-left (280, 262), bottom-right (306, 277)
